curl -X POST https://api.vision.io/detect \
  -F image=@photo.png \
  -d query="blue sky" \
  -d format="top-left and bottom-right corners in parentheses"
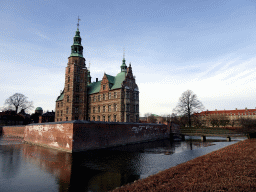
top-left (1, 0), bottom-right (256, 116)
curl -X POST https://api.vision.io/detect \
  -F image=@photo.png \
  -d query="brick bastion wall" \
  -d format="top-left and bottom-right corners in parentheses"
top-left (0, 125), bottom-right (26, 138)
top-left (1, 121), bottom-right (172, 153)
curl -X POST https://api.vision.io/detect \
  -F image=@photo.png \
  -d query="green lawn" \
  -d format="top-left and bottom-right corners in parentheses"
top-left (180, 126), bottom-right (241, 136)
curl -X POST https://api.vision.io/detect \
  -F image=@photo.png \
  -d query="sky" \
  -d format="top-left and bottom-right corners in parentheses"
top-left (1, 0), bottom-right (256, 116)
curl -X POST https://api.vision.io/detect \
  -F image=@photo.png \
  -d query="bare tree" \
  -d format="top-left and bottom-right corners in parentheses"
top-left (209, 116), bottom-right (219, 127)
top-left (4, 93), bottom-right (34, 113)
top-left (219, 114), bottom-right (230, 128)
top-left (173, 90), bottom-right (204, 127)
top-left (192, 113), bottom-right (204, 128)
top-left (238, 117), bottom-right (256, 136)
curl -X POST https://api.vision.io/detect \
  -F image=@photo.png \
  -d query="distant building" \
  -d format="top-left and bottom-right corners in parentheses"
top-left (39, 111), bottom-right (55, 123)
top-left (196, 108), bottom-right (256, 127)
top-left (35, 107), bottom-right (43, 115)
top-left (55, 26), bottom-right (139, 122)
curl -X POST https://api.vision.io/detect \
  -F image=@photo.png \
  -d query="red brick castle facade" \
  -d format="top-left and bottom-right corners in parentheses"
top-left (55, 27), bottom-right (139, 122)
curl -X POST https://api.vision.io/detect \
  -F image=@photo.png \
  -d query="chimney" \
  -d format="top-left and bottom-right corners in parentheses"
top-left (245, 107), bottom-right (247, 110)
top-left (235, 108), bottom-right (237, 110)
top-left (215, 109), bottom-right (217, 111)
top-left (96, 78), bottom-right (98, 82)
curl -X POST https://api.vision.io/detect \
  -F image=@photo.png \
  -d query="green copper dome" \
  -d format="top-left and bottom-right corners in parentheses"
top-left (35, 107), bottom-right (43, 111)
top-left (70, 29), bottom-right (83, 58)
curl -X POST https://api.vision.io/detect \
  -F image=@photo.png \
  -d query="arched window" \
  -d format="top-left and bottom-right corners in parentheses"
top-left (67, 95), bottom-right (69, 102)
top-left (68, 76), bottom-right (70, 83)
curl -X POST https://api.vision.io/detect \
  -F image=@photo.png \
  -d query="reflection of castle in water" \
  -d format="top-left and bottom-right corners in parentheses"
top-left (0, 137), bottom-right (220, 192)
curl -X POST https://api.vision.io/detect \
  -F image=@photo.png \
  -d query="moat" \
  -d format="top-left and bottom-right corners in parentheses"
top-left (0, 136), bottom-right (246, 192)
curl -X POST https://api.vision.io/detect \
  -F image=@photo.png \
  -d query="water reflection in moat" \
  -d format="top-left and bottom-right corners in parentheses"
top-left (0, 136), bottom-right (246, 192)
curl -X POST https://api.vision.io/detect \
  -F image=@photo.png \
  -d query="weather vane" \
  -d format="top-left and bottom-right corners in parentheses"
top-left (77, 16), bottom-right (81, 30)
top-left (123, 47), bottom-right (125, 59)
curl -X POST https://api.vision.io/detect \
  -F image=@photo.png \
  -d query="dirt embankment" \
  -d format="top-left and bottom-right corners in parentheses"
top-left (112, 139), bottom-right (256, 192)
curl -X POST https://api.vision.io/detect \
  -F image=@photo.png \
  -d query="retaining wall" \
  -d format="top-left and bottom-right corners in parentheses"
top-left (72, 121), bottom-right (170, 152)
top-left (1, 125), bottom-right (26, 138)
top-left (2, 121), bottom-right (172, 152)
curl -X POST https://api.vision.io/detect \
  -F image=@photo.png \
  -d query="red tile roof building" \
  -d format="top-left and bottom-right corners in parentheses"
top-left (196, 108), bottom-right (256, 127)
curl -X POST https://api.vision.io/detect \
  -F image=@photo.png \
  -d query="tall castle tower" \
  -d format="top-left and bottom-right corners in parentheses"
top-left (55, 21), bottom-right (88, 121)
top-left (55, 19), bottom-right (139, 123)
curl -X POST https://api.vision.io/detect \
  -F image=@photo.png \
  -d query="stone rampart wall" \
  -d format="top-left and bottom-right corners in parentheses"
top-left (72, 121), bottom-right (170, 152)
top-left (1, 125), bottom-right (26, 138)
top-left (24, 123), bottom-right (73, 152)
top-left (1, 121), bottom-right (172, 153)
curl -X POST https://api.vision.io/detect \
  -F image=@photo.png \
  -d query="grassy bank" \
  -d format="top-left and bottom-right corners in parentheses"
top-left (112, 139), bottom-right (256, 191)
top-left (180, 126), bottom-right (243, 136)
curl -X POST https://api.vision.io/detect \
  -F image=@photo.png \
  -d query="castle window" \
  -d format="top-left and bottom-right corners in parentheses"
top-left (126, 104), bottom-right (130, 112)
top-left (98, 95), bottom-right (101, 101)
top-left (57, 103), bottom-right (59, 108)
top-left (76, 85), bottom-right (79, 92)
top-left (108, 105), bottom-right (111, 112)
top-left (68, 68), bottom-right (70, 73)
top-left (61, 110), bottom-right (63, 116)
top-left (114, 104), bottom-right (117, 112)
top-left (103, 94), bottom-right (106, 100)
top-left (136, 104), bottom-right (139, 113)
top-left (61, 102), bottom-right (63, 107)
top-left (66, 117), bottom-right (68, 121)
top-left (136, 92), bottom-right (139, 100)
top-left (98, 106), bottom-right (100, 113)
top-left (113, 115), bottom-right (116, 122)
top-left (67, 84), bottom-right (70, 91)
top-left (126, 114), bottom-right (130, 122)
top-left (97, 116), bottom-right (100, 121)
top-left (75, 107), bottom-right (78, 113)
top-left (93, 96), bottom-right (96, 102)
top-left (108, 115), bottom-right (111, 122)
top-left (103, 85), bottom-right (106, 90)
top-left (93, 107), bottom-right (95, 113)
top-left (68, 76), bottom-right (70, 83)
top-left (103, 105), bottom-right (105, 112)
top-left (108, 93), bottom-right (111, 99)
top-left (66, 107), bottom-right (69, 114)
top-left (103, 116), bottom-right (105, 122)
top-left (114, 92), bottom-right (117, 98)
top-left (57, 111), bottom-right (59, 117)
top-left (93, 116), bottom-right (95, 121)
top-left (75, 116), bottom-right (78, 120)
top-left (126, 91), bottom-right (130, 98)
top-left (136, 115), bottom-right (139, 122)
top-left (67, 95), bottom-right (69, 102)
top-left (75, 95), bottom-right (79, 102)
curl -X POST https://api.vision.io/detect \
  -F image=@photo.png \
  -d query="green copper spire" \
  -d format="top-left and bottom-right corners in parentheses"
top-left (70, 17), bottom-right (83, 58)
top-left (120, 48), bottom-right (127, 72)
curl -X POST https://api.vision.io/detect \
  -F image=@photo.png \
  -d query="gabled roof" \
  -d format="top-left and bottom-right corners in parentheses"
top-left (88, 71), bottom-right (126, 95)
top-left (56, 91), bottom-right (64, 101)
top-left (87, 80), bottom-right (102, 94)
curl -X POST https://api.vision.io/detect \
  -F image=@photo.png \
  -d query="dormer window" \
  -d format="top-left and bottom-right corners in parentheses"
top-left (103, 85), bottom-right (106, 90)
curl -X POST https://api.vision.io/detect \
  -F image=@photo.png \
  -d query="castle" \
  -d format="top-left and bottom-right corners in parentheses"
top-left (55, 26), bottom-right (139, 122)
